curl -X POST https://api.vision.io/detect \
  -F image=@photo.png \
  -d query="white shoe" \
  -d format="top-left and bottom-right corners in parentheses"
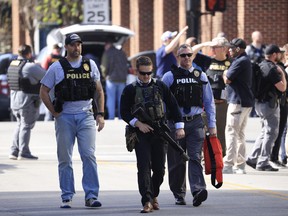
top-left (233, 167), bottom-right (247, 174)
top-left (9, 155), bottom-right (18, 160)
top-left (222, 166), bottom-right (233, 174)
top-left (270, 160), bottom-right (286, 169)
top-left (60, 200), bottom-right (72, 208)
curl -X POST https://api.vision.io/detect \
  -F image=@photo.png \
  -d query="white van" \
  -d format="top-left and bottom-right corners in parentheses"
top-left (37, 24), bottom-right (134, 120)
top-left (37, 23), bottom-right (134, 64)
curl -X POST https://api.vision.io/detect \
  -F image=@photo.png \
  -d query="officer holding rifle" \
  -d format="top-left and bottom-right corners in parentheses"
top-left (120, 56), bottom-right (185, 213)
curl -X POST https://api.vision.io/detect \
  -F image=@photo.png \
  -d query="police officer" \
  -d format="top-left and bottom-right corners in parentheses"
top-left (162, 44), bottom-right (216, 207)
top-left (246, 44), bottom-right (286, 171)
top-left (120, 56), bottom-right (185, 213)
top-left (40, 34), bottom-right (105, 208)
top-left (7, 44), bottom-right (46, 160)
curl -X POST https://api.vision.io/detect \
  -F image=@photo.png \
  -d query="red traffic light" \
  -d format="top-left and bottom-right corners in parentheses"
top-left (205, 0), bottom-right (226, 12)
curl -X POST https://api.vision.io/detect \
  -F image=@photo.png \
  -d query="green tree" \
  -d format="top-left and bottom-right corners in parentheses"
top-left (19, 0), bottom-right (83, 52)
top-left (36, 0), bottom-right (83, 26)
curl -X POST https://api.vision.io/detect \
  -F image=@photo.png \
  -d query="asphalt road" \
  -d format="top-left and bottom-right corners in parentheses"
top-left (0, 118), bottom-right (287, 216)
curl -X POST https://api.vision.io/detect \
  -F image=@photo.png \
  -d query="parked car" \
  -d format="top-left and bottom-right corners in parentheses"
top-left (0, 53), bottom-right (17, 121)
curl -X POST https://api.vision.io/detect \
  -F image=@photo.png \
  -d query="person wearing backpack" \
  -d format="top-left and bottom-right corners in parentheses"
top-left (246, 45), bottom-right (287, 171)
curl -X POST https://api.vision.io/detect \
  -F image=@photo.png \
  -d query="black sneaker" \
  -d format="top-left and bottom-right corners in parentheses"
top-left (282, 156), bottom-right (287, 165)
top-left (85, 198), bottom-right (102, 207)
top-left (193, 189), bottom-right (208, 207)
top-left (256, 165), bottom-right (278, 171)
top-left (175, 197), bottom-right (186, 205)
top-left (246, 160), bottom-right (256, 169)
top-left (18, 154), bottom-right (38, 160)
top-left (270, 160), bottom-right (286, 168)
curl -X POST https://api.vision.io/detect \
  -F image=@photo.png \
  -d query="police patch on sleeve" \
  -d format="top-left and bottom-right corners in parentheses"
top-left (194, 70), bottom-right (200, 77)
top-left (83, 63), bottom-right (90, 71)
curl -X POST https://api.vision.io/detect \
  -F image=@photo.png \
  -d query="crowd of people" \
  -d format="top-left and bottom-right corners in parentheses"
top-left (5, 28), bottom-right (288, 212)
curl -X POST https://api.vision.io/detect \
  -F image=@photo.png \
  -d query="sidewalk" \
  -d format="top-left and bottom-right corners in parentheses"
top-left (0, 118), bottom-right (288, 216)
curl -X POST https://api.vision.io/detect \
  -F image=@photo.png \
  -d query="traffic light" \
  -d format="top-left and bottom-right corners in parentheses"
top-left (205, 0), bottom-right (226, 12)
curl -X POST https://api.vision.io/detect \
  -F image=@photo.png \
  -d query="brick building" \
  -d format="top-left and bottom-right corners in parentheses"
top-left (11, 0), bottom-right (288, 56)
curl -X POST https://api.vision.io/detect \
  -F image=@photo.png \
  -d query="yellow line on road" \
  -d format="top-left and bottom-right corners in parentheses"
top-left (223, 181), bottom-right (288, 200)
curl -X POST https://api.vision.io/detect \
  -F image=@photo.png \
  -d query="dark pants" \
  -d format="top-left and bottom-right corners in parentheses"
top-left (135, 132), bottom-right (167, 206)
top-left (167, 116), bottom-right (206, 199)
top-left (271, 102), bottom-right (288, 161)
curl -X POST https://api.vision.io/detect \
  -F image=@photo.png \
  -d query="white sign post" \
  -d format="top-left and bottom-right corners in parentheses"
top-left (83, 0), bottom-right (110, 24)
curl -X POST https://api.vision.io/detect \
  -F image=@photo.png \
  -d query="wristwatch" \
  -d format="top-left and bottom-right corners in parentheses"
top-left (97, 112), bottom-right (105, 117)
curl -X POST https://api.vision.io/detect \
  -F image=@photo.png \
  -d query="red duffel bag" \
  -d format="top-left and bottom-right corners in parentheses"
top-left (203, 133), bottom-right (223, 189)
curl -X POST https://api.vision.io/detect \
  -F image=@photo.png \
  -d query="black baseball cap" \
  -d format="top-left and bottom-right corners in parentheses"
top-left (265, 44), bottom-right (281, 55)
top-left (65, 33), bottom-right (82, 45)
top-left (229, 38), bottom-right (246, 49)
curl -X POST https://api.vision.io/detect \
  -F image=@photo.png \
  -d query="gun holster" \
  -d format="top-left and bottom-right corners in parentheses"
top-left (53, 98), bottom-right (63, 113)
top-left (125, 125), bottom-right (139, 152)
top-left (268, 92), bottom-right (278, 109)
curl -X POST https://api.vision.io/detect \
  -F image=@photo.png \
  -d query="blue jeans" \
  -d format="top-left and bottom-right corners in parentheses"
top-left (105, 80), bottom-right (125, 119)
top-left (55, 112), bottom-right (99, 201)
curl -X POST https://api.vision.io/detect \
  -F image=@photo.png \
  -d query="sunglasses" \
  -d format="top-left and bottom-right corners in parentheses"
top-left (179, 53), bottom-right (193, 58)
top-left (139, 71), bottom-right (153, 76)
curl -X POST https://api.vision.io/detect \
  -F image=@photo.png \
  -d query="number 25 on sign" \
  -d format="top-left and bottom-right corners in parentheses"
top-left (83, 0), bottom-right (110, 24)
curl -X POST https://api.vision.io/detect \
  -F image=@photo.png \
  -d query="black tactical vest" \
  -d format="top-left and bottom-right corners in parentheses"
top-left (54, 57), bottom-right (95, 101)
top-left (206, 59), bottom-right (231, 100)
top-left (7, 59), bottom-right (41, 94)
top-left (132, 79), bottom-right (165, 122)
top-left (258, 60), bottom-right (281, 101)
top-left (170, 65), bottom-right (206, 108)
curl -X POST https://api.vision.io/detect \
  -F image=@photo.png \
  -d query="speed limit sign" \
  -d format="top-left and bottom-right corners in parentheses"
top-left (83, 0), bottom-right (110, 24)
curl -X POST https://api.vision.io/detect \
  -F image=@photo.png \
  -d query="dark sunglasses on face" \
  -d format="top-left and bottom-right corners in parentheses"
top-left (179, 53), bottom-right (193, 58)
top-left (139, 71), bottom-right (153, 76)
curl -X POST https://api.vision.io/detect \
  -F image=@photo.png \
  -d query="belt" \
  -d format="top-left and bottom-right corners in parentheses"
top-left (214, 99), bottom-right (226, 104)
top-left (182, 114), bottom-right (201, 122)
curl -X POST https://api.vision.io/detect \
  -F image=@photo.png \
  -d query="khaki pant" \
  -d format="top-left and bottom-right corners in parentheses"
top-left (224, 104), bottom-right (252, 168)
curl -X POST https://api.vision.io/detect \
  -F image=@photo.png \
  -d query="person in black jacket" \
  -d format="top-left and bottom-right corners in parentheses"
top-left (246, 45), bottom-right (287, 171)
top-left (120, 56), bottom-right (185, 213)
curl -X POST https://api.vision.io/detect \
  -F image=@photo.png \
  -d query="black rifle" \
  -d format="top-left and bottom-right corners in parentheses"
top-left (133, 107), bottom-right (189, 161)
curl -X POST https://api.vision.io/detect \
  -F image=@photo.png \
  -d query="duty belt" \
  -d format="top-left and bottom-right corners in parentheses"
top-left (182, 114), bottom-right (202, 122)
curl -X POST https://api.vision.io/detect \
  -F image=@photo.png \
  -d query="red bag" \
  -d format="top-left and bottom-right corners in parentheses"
top-left (203, 133), bottom-right (223, 189)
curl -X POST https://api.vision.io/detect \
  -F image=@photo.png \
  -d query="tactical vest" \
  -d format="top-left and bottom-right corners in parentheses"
top-left (7, 59), bottom-right (41, 94)
top-left (206, 59), bottom-right (230, 100)
top-left (257, 60), bottom-right (281, 101)
top-left (132, 79), bottom-right (165, 122)
top-left (170, 65), bottom-right (206, 108)
top-left (54, 57), bottom-right (95, 101)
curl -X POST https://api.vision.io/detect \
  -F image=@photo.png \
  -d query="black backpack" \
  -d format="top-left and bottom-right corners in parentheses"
top-left (251, 62), bottom-right (262, 100)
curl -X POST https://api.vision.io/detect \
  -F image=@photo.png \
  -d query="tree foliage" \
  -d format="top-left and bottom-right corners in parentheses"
top-left (36, 0), bottom-right (83, 26)
top-left (0, 1), bottom-right (12, 52)
top-left (0, 0), bottom-right (83, 52)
